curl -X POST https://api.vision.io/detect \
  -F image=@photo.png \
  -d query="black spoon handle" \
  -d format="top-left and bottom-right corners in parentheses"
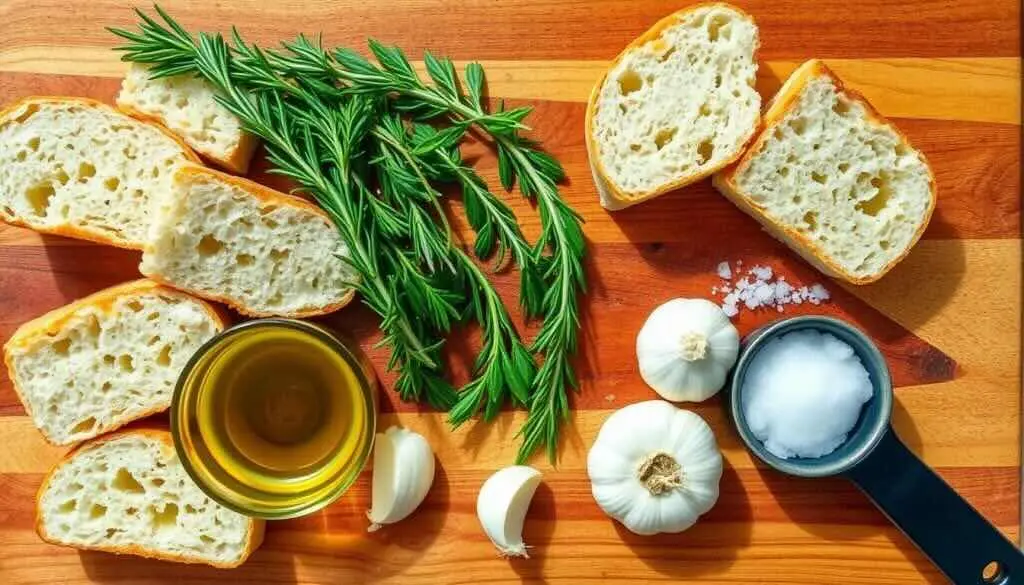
top-left (846, 426), bottom-right (1023, 584)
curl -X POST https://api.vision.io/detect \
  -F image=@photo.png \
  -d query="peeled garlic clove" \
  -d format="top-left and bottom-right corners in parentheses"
top-left (367, 426), bottom-right (435, 532)
top-left (476, 465), bottom-right (542, 558)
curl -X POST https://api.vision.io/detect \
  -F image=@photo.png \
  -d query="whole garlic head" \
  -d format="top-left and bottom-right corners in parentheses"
top-left (637, 298), bottom-right (740, 402)
top-left (587, 400), bottom-right (723, 535)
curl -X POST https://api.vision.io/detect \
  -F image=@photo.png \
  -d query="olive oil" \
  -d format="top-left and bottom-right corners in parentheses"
top-left (172, 319), bottom-right (376, 518)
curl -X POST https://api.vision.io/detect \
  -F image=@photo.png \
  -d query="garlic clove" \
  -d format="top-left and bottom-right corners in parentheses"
top-left (476, 465), bottom-right (542, 558)
top-left (367, 426), bottom-right (435, 532)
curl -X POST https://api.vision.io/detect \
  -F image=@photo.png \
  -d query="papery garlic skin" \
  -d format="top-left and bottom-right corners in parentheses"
top-left (637, 298), bottom-right (740, 402)
top-left (588, 400), bottom-right (723, 535)
top-left (476, 465), bottom-right (542, 558)
top-left (367, 426), bottom-right (435, 532)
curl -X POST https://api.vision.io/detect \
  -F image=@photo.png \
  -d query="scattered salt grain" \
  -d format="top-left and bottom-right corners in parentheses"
top-left (712, 260), bottom-right (830, 317)
top-left (740, 330), bottom-right (873, 459)
top-left (716, 261), bottom-right (732, 280)
top-left (750, 265), bottom-right (773, 281)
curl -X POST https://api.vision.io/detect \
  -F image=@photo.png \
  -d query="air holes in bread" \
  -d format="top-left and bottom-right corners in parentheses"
top-left (103, 177), bottom-right (120, 191)
top-left (71, 417), bottom-right (97, 435)
top-left (832, 99), bottom-right (851, 115)
top-left (707, 14), bottom-right (729, 42)
top-left (58, 499), bottom-right (77, 513)
top-left (838, 162), bottom-right (850, 173)
top-left (236, 253), bottom-right (254, 266)
top-left (697, 139), bottom-right (714, 165)
top-left (103, 354), bottom-right (115, 366)
top-left (55, 168), bottom-right (70, 185)
top-left (804, 211), bottom-right (818, 231)
top-left (654, 128), bottom-right (677, 150)
top-left (152, 503), bottom-right (178, 530)
top-left (77, 162), bottom-right (96, 181)
top-left (25, 183), bottom-right (55, 216)
top-left (118, 354), bottom-right (134, 372)
top-left (156, 345), bottom-right (172, 366)
top-left (196, 234), bottom-right (224, 256)
top-left (856, 175), bottom-right (893, 216)
top-left (27, 137), bottom-right (40, 152)
top-left (789, 117), bottom-right (807, 135)
top-left (269, 249), bottom-right (290, 261)
top-left (618, 69), bottom-right (643, 96)
top-left (113, 467), bottom-right (146, 493)
top-left (880, 240), bottom-right (891, 250)
top-left (89, 503), bottom-right (108, 519)
top-left (52, 337), bottom-right (71, 355)
top-left (811, 171), bottom-right (827, 184)
top-left (126, 300), bottom-right (144, 312)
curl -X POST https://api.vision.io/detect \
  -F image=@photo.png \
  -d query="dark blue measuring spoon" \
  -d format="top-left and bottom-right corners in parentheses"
top-left (727, 315), bottom-right (1024, 584)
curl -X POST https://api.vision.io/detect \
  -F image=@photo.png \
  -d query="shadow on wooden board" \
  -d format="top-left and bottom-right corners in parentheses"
top-left (613, 459), bottom-right (753, 578)
top-left (78, 546), bottom-right (298, 583)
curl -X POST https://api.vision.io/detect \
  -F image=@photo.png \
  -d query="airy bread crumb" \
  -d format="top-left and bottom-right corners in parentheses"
top-left (714, 60), bottom-right (935, 283)
top-left (118, 63), bottom-right (258, 174)
top-left (587, 3), bottom-right (761, 210)
top-left (36, 429), bottom-right (263, 567)
top-left (0, 97), bottom-right (197, 248)
top-left (3, 280), bottom-right (225, 445)
top-left (141, 163), bottom-right (357, 317)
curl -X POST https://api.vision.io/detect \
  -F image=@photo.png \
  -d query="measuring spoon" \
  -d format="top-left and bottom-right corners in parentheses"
top-left (728, 316), bottom-right (1024, 585)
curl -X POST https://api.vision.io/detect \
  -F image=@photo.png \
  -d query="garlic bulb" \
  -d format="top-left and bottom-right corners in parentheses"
top-left (636, 298), bottom-right (740, 402)
top-left (587, 400), bottom-right (723, 535)
top-left (476, 465), bottom-right (542, 558)
top-left (367, 426), bottom-right (435, 532)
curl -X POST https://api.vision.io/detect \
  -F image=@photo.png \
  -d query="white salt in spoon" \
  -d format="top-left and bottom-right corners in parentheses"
top-left (728, 316), bottom-right (1023, 585)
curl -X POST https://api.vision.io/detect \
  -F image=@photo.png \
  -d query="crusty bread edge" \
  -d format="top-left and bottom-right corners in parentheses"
top-left (712, 59), bottom-right (937, 284)
top-left (34, 427), bottom-right (265, 568)
top-left (3, 279), bottom-right (229, 446)
top-left (117, 102), bottom-right (260, 175)
top-left (0, 96), bottom-right (202, 249)
top-left (585, 2), bottom-right (762, 211)
top-left (141, 162), bottom-right (357, 317)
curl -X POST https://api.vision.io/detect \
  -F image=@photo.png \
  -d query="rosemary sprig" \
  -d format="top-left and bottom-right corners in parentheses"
top-left (330, 45), bottom-right (587, 463)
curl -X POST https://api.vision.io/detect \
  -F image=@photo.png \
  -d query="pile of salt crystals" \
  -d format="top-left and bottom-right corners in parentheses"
top-left (740, 329), bottom-right (873, 459)
top-left (712, 260), bottom-right (830, 317)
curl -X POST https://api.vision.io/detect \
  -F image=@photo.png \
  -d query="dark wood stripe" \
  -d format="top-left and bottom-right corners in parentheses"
top-left (0, 241), bottom-right (955, 415)
top-left (9, 0), bottom-right (1021, 60)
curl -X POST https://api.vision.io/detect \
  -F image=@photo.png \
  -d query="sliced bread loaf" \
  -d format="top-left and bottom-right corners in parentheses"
top-left (36, 428), bottom-right (264, 567)
top-left (713, 60), bottom-right (936, 284)
top-left (118, 63), bottom-right (259, 175)
top-left (0, 97), bottom-right (198, 248)
top-left (3, 279), bottom-right (226, 445)
top-left (140, 163), bottom-right (357, 317)
top-left (586, 3), bottom-right (761, 210)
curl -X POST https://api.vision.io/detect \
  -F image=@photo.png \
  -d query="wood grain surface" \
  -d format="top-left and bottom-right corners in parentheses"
top-left (0, 1), bottom-right (1020, 583)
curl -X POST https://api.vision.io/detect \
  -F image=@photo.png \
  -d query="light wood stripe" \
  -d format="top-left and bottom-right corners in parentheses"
top-left (0, 521), bottom-right (1017, 584)
top-left (0, 48), bottom-right (1017, 124)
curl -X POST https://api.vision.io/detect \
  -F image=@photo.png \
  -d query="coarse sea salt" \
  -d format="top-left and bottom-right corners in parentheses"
top-left (713, 260), bottom-right (830, 317)
top-left (740, 330), bottom-right (873, 459)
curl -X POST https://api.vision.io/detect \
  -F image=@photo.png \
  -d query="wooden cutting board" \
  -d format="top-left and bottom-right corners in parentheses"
top-left (0, 1), bottom-right (1019, 583)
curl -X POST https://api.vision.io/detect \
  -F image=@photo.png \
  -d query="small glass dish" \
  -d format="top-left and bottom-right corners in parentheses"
top-left (171, 318), bottom-right (377, 519)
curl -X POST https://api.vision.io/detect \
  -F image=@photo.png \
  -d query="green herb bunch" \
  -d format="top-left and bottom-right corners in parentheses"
top-left (110, 6), bottom-right (586, 462)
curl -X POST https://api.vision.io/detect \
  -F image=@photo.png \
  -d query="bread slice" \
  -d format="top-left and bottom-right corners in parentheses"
top-left (586, 3), bottom-right (760, 210)
top-left (3, 280), bottom-right (226, 445)
top-left (0, 97), bottom-right (199, 248)
top-left (118, 63), bottom-right (259, 175)
top-left (713, 60), bottom-right (936, 284)
top-left (140, 163), bottom-right (357, 317)
top-left (36, 428), bottom-right (264, 567)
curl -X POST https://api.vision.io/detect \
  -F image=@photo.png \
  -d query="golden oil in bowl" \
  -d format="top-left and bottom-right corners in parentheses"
top-left (172, 319), bottom-right (376, 519)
